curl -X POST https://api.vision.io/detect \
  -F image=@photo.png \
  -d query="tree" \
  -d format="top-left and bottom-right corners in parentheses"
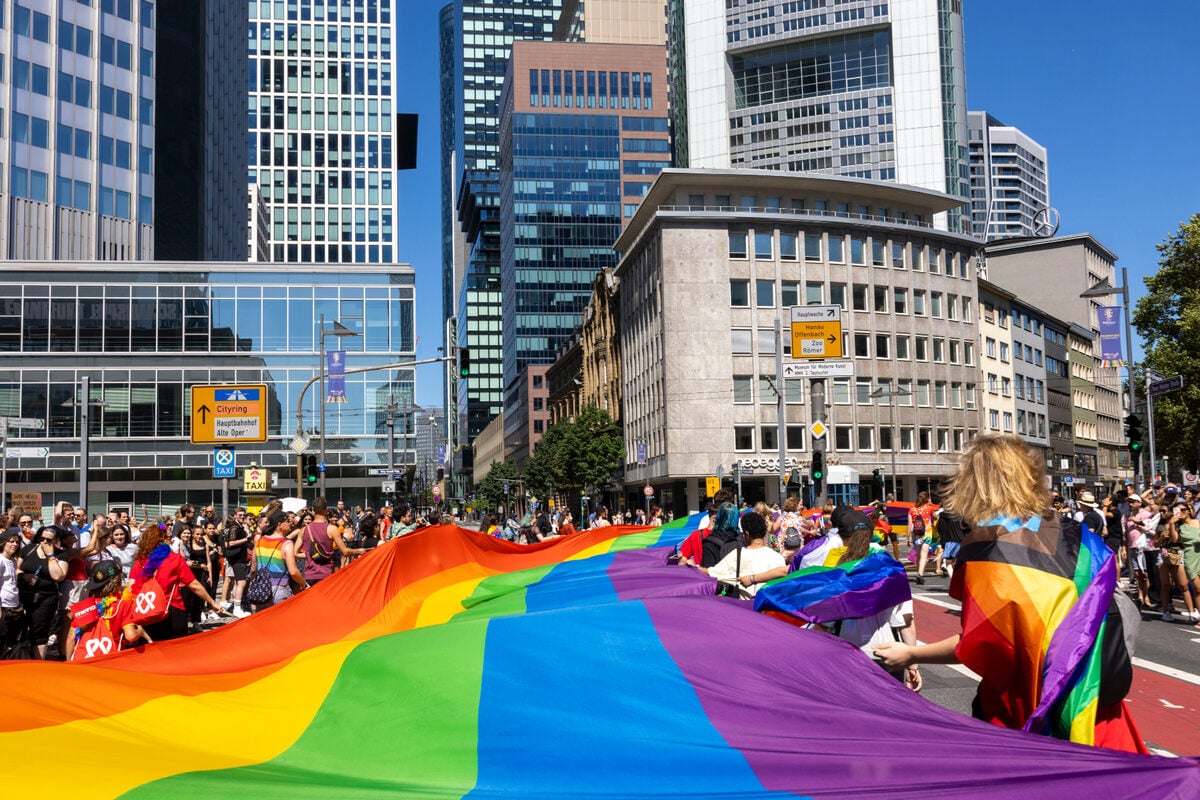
top-left (1132, 212), bottom-right (1200, 470)
top-left (523, 422), bottom-right (561, 501)
top-left (546, 405), bottom-right (625, 497)
top-left (476, 460), bottom-right (520, 514)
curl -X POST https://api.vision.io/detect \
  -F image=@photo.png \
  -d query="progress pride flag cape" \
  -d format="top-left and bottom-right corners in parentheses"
top-left (1, 514), bottom-right (1196, 799)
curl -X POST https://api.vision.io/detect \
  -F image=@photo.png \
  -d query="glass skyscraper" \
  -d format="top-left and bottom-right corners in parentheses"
top-left (439, 0), bottom-right (561, 451)
top-left (247, 0), bottom-right (397, 264)
top-left (0, 0), bottom-right (155, 260)
top-left (498, 41), bottom-right (669, 387)
top-left (967, 111), bottom-right (1050, 242)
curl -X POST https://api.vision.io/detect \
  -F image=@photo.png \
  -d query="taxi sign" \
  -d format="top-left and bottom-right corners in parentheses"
top-left (243, 467), bottom-right (270, 494)
top-left (190, 384), bottom-right (269, 444)
top-left (790, 305), bottom-right (843, 359)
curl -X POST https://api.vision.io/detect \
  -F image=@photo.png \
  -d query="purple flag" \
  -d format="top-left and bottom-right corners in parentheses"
top-left (1097, 306), bottom-right (1124, 366)
top-left (326, 349), bottom-right (347, 403)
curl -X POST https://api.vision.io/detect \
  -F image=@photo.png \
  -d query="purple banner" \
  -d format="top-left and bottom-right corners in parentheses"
top-left (1097, 306), bottom-right (1124, 366)
top-left (326, 349), bottom-right (347, 402)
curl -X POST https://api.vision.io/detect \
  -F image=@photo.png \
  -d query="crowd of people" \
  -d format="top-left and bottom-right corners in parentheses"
top-left (0, 496), bottom-right (452, 661)
top-left (0, 434), bottom-right (1187, 754)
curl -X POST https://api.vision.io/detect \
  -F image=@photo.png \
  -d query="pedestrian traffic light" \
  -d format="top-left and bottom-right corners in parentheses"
top-left (1125, 414), bottom-right (1144, 456)
top-left (810, 450), bottom-right (825, 495)
top-left (304, 455), bottom-right (318, 485)
top-left (872, 467), bottom-right (885, 495)
top-left (458, 347), bottom-right (470, 378)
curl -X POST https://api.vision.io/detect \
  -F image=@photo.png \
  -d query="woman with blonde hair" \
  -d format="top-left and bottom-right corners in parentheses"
top-left (875, 434), bottom-right (1145, 753)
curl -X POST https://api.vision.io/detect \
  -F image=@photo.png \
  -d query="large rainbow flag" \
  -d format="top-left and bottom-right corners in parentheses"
top-left (3, 514), bottom-right (1197, 798)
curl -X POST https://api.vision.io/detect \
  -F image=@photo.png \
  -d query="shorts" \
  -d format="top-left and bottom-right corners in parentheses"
top-left (1129, 547), bottom-right (1161, 572)
top-left (22, 593), bottom-right (60, 645)
top-left (942, 541), bottom-right (961, 559)
top-left (226, 559), bottom-right (249, 581)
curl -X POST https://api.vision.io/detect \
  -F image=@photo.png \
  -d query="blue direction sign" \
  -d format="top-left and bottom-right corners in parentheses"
top-left (318, 461), bottom-right (327, 473)
top-left (213, 446), bottom-right (236, 478)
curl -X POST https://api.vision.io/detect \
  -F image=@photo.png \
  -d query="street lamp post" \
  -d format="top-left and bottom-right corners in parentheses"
top-left (1081, 267), bottom-right (1139, 487)
top-left (63, 377), bottom-right (106, 510)
top-left (869, 384), bottom-right (911, 502)
top-left (317, 314), bottom-right (360, 498)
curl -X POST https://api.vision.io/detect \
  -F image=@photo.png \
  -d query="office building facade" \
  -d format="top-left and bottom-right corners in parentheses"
top-left (614, 169), bottom-right (981, 515)
top-left (967, 111), bottom-right (1050, 241)
top-left (439, 0), bottom-right (562, 468)
top-left (669, 0), bottom-right (969, 231)
top-left (247, 0), bottom-right (398, 264)
top-left (0, 263), bottom-right (416, 513)
top-left (1, 0), bottom-right (154, 260)
top-left (154, 0), bottom-right (247, 261)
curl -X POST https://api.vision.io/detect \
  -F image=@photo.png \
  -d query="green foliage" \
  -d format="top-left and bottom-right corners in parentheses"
top-left (1132, 212), bottom-right (1200, 469)
top-left (543, 405), bottom-right (625, 495)
top-left (475, 460), bottom-right (520, 513)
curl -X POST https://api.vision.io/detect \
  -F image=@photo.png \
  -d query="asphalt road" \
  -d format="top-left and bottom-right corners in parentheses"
top-left (908, 571), bottom-right (1200, 757)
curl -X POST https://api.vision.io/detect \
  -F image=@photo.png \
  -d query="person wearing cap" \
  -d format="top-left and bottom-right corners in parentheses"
top-left (67, 560), bottom-right (149, 659)
top-left (1124, 494), bottom-right (1158, 609)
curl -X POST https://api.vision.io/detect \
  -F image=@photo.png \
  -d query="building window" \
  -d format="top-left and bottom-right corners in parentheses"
top-left (761, 426), bottom-right (777, 450)
top-left (757, 329), bottom-right (776, 355)
top-left (919, 427), bottom-right (933, 451)
top-left (1002, 412), bottom-right (1013, 432)
top-left (730, 280), bottom-right (749, 307)
top-left (831, 378), bottom-right (851, 404)
top-left (756, 280), bottom-right (775, 307)
top-left (932, 338), bottom-right (945, 363)
top-left (851, 237), bottom-right (866, 265)
top-left (893, 287), bottom-right (907, 314)
top-left (735, 426), bottom-right (754, 451)
top-left (916, 380), bottom-right (930, 406)
top-left (934, 381), bottom-right (947, 407)
top-left (872, 240), bottom-right (886, 267)
top-left (729, 231), bottom-right (748, 259)
top-left (914, 336), bottom-right (928, 361)
top-left (731, 329), bottom-right (752, 354)
top-left (912, 290), bottom-right (925, 316)
top-left (733, 375), bottom-right (753, 403)
top-left (858, 426), bottom-right (874, 451)
top-left (830, 282), bottom-right (846, 309)
top-left (856, 379), bottom-right (873, 404)
top-left (780, 232), bottom-right (798, 260)
top-left (1000, 343), bottom-right (1010, 362)
top-left (898, 379), bottom-right (913, 405)
top-left (854, 333), bottom-right (870, 358)
top-left (786, 426), bottom-right (805, 449)
top-left (805, 235), bottom-right (822, 261)
top-left (828, 236), bottom-right (845, 263)
top-left (782, 281), bottom-right (799, 307)
top-left (533, 420), bottom-right (544, 434)
top-left (852, 284), bottom-right (868, 311)
top-left (784, 378), bottom-right (803, 403)
top-left (900, 427), bottom-right (915, 451)
top-left (755, 232), bottom-right (773, 260)
top-left (910, 243), bottom-right (923, 271)
top-left (892, 242), bottom-right (905, 269)
top-left (758, 376), bottom-right (777, 404)
top-left (895, 335), bottom-right (909, 359)
top-left (835, 426), bottom-right (853, 451)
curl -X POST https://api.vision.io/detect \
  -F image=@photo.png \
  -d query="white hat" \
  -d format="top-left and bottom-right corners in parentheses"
top-left (1078, 492), bottom-right (1099, 509)
top-left (1126, 493), bottom-right (1144, 504)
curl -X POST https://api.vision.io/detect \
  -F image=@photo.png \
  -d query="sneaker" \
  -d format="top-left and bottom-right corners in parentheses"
top-left (1190, 610), bottom-right (1200, 623)
top-left (221, 601), bottom-right (233, 612)
top-left (915, 574), bottom-right (925, 585)
top-left (1162, 611), bottom-right (1174, 622)
top-left (233, 606), bottom-right (250, 618)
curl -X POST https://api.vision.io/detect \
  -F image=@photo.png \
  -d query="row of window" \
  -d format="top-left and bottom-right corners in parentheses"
top-left (734, 424), bottom-right (973, 454)
top-left (13, 59), bottom-right (51, 96)
top-left (985, 373), bottom-right (1046, 403)
top-left (249, 0), bottom-right (393, 25)
top-left (254, 169), bottom-right (393, 208)
top-left (13, 5), bottom-right (50, 42)
top-left (528, 69), bottom-right (654, 112)
top-left (987, 409), bottom-right (1048, 438)
top-left (254, 58), bottom-right (391, 97)
top-left (731, 280), bottom-right (974, 322)
top-left (729, 231), bottom-right (969, 276)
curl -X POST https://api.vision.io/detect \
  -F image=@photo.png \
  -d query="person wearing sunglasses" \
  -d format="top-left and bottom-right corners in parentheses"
top-left (16, 527), bottom-right (69, 659)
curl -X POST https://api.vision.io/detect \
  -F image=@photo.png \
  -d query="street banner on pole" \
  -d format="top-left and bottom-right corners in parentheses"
top-left (1097, 306), bottom-right (1124, 367)
top-left (326, 350), bottom-right (347, 402)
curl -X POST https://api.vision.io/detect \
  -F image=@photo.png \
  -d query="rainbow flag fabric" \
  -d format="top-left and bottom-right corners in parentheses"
top-left (753, 550), bottom-right (911, 625)
top-left (952, 513), bottom-right (1126, 746)
top-left (3, 514), bottom-right (1196, 799)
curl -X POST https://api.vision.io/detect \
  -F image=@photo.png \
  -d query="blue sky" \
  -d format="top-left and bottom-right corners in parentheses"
top-left (398, 1), bottom-right (1200, 408)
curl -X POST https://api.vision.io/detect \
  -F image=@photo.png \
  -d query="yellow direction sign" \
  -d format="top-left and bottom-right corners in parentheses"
top-left (705, 476), bottom-right (721, 497)
top-left (790, 305), bottom-right (843, 359)
top-left (243, 467), bottom-right (270, 494)
top-left (190, 384), bottom-right (269, 444)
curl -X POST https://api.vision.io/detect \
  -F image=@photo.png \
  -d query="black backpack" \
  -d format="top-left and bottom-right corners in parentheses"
top-left (701, 527), bottom-right (742, 568)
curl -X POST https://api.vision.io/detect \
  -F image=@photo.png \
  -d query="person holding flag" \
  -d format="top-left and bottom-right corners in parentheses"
top-left (873, 434), bottom-right (1145, 753)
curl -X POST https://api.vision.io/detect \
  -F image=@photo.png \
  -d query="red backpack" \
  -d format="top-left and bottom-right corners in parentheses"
top-left (127, 576), bottom-right (175, 626)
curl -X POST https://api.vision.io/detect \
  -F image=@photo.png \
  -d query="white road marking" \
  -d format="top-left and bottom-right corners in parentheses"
top-left (1157, 699), bottom-right (1185, 709)
top-left (913, 595), bottom-right (1200, 688)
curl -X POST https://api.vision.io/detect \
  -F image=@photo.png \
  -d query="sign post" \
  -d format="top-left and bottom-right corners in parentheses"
top-left (190, 385), bottom-right (270, 445)
top-left (789, 305), bottom-right (843, 359)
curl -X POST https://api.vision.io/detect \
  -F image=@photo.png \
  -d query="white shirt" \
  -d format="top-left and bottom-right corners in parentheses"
top-left (708, 545), bottom-right (786, 597)
top-left (798, 532), bottom-right (844, 569)
top-left (838, 599), bottom-right (914, 654)
top-left (0, 555), bottom-right (19, 608)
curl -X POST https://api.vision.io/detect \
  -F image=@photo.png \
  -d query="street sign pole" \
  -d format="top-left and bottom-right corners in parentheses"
top-left (776, 318), bottom-right (788, 502)
top-left (80, 375), bottom-right (90, 510)
top-left (222, 478), bottom-right (230, 521)
top-left (1147, 379), bottom-right (1157, 489)
top-left (0, 419), bottom-right (6, 513)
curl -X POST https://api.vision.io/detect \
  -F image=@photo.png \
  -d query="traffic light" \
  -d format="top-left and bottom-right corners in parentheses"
top-left (304, 455), bottom-right (318, 485)
top-left (872, 467), bottom-right (885, 496)
top-left (1125, 414), bottom-right (1144, 456)
top-left (436, 466), bottom-right (445, 482)
top-left (810, 450), bottom-right (825, 495)
top-left (458, 347), bottom-right (470, 378)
